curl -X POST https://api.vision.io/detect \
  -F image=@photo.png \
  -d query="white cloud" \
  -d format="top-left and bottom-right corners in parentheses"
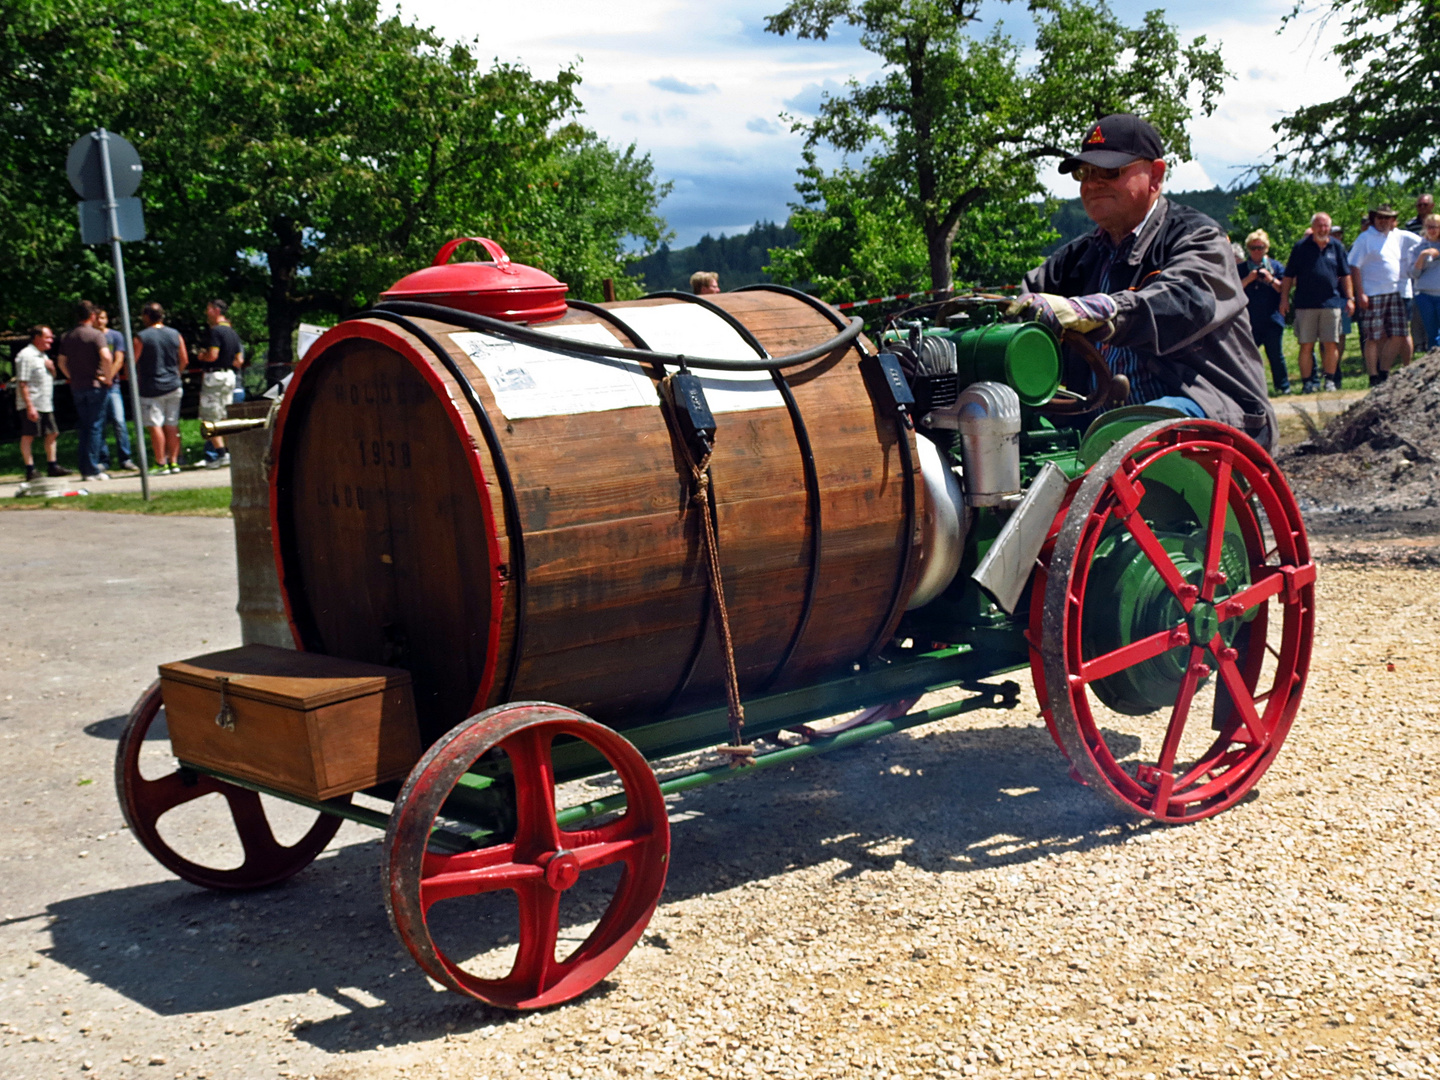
top-left (650, 75), bottom-right (718, 95)
top-left (400, 0), bottom-right (1356, 244)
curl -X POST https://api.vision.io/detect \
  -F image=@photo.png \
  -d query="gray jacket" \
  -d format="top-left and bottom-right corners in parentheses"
top-left (1024, 196), bottom-right (1278, 452)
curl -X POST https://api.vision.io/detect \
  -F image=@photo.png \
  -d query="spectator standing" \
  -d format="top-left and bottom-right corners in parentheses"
top-left (56, 299), bottom-right (116, 481)
top-left (133, 302), bottom-right (189, 474)
top-left (1238, 229), bottom-right (1290, 394)
top-left (1348, 204), bottom-right (1421, 385)
top-left (1405, 195), bottom-right (1433, 343)
top-left (1279, 213), bottom-right (1354, 393)
top-left (1404, 193), bottom-right (1434, 233)
top-left (13, 325), bottom-right (70, 481)
top-left (1409, 213), bottom-right (1440, 352)
top-left (1331, 225), bottom-right (1352, 357)
top-left (94, 308), bottom-right (136, 472)
top-left (690, 271), bottom-right (720, 295)
top-left (196, 299), bottom-right (243, 468)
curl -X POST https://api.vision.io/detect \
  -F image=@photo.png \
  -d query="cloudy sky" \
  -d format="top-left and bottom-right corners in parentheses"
top-left (400, 0), bottom-right (1351, 246)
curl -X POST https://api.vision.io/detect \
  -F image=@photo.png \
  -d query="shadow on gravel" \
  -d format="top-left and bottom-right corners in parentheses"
top-left (40, 716), bottom-right (1145, 1049)
top-left (83, 712), bottom-right (153, 740)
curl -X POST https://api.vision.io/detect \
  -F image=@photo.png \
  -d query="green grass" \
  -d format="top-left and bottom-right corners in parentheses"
top-left (2, 486), bottom-right (231, 516)
top-left (1272, 326), bottom-right (1372, 394)
top-left (0, 416), bottom-right (210, 480)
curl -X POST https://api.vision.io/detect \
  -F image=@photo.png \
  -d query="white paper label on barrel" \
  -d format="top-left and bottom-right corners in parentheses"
top-left (612, 303), bottom-right (786, 414)
top-left (449, 330), bottom-right (657, 420)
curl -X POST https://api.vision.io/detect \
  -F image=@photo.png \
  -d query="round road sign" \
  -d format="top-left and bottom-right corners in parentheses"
top-left (66, 130), bottom-right (143, 201)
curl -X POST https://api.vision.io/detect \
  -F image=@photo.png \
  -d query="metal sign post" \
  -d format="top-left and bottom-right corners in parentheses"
top-left (69, 128), bottom-right (149, 498)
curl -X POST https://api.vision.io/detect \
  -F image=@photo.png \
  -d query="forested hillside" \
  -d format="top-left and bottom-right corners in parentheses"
top-left (1046, 187), bottom-right (1240, 251)
top-left (628, 221), bottom-right (800, 292)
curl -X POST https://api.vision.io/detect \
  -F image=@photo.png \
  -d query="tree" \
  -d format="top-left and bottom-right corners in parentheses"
top-left (765, 150), bottom-right (1056, 301)
top-left (1273, 0), bottom-right (1438, 184)
top-left (765, 152), bottom-right (931, 301)
top-left (628, 221), bottom-right (801, 292)
top-left (0, 0), bottom-right (670, 361)
top-left (764, 0), bottom-right (1228, 292)
top-left (0, 0), bottom-right (154, 331)
top-left (1230, 174), bottom-right (1410, 255)
top-left (507, 135), bottom-right (671, 302)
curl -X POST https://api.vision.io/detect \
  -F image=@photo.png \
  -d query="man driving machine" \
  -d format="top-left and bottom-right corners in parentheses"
top-left (1010, 114), bottom-right (1278, 451)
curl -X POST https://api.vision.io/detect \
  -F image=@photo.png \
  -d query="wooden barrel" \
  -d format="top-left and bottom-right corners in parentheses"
top-left (270, 290), bottom-right (924, 745)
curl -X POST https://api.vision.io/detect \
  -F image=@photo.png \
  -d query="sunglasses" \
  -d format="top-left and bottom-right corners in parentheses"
top-left (1247, 243), bottom-right (1267, 250)
top-left (1072, 160), bottom-right (1149, 183)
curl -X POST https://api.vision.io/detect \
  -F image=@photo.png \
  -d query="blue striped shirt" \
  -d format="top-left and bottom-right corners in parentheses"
top-left (1093, 230), bottom-right (1168, 407)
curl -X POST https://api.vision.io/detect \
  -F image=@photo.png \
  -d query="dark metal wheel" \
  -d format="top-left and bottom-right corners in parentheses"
top-left (115, 681), bottom-right (345, 889)
top-left (384, 702), bottom-right (670, 1010)
top-left (1032, 420), bottom-right (1316, 822)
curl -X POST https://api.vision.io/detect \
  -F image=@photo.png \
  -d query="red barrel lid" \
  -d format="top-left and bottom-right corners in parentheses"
top-left (379, 237), bottom-right (569, 323)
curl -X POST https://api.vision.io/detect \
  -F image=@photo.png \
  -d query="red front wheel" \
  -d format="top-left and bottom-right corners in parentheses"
top-left (384, 702), bottom-right (670, 1009)
top-left (116, 681), bottom-right (345, 889)
top-left (1032, 420), bottom-right (1316, 823)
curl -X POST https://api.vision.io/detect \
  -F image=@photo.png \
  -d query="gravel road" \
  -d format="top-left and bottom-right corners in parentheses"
top-left (2, 511), bottom-right (1437, 1080)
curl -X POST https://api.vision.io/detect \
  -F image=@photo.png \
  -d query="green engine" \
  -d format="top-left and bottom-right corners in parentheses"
top-left (883, 307), bottom-right (1259, 727)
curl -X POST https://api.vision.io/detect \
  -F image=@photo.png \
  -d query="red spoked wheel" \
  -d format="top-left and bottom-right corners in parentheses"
top-left (384, 702), bottom-right (670, 1010)
top-left (115, 681), bottom-right (346, 889)
top-left (1033, 420), bottom-right (1316, 823)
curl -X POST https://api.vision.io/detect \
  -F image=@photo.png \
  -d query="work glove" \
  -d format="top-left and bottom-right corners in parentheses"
top-left (1007, 292), bottom-right (1117, 338)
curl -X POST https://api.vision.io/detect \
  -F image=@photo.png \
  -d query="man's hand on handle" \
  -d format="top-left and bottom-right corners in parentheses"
top-left (1007, 292), bottom-right (1118, 338)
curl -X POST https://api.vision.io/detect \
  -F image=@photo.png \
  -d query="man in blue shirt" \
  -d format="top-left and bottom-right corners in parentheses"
top-left (1279, 213), bottom-right (1355, 393)
top-left (95, 308), bottom-right (137, 470)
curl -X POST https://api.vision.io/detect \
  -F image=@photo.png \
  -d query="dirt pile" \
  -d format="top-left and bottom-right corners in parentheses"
top-left (1279, 348), bottom-right (1440, 515)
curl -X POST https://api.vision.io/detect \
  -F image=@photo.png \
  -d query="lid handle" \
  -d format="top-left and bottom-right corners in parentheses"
top-left (431, 237), bottom-right (516, 274)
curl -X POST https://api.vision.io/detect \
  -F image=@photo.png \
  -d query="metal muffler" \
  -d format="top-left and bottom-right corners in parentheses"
top-left (926, 380), bottom-right (1022, 506)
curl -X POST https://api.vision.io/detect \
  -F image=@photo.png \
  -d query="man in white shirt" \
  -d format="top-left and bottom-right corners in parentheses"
top-left (1348, 204), bottom-right (1421, 385)
top-left (13, 325), bottom-right (71, 481)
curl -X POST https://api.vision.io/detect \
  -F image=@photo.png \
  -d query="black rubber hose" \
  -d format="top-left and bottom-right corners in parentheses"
top-left (372, 299), bottom-right (864, 371)
top-left (640, 290), bottom-right (774, 358)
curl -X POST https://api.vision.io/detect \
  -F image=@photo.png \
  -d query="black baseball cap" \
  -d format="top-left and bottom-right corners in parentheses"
top-left (1059, 113), bottom-right (1166, 174)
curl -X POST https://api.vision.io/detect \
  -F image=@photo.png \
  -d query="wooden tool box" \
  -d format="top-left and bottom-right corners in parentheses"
top-left (159, 644), bottom-right (420, 800)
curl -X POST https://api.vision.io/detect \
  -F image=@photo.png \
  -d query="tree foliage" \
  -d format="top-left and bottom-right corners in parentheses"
top-left (629, 221), bottom-right (802, 292)
top-left (1230, 174), bottom-right (1410, 256)
top-left (764, 0), bottom-right (1228, 292)
top-left (0, 0), bottom-right (669, 360)
top-left (766, 151), bottom-right (1056, 301)
top-left (766, 152), bottom-right (931, 301)
top-left (1274, 0), bottom-right (1439, 184)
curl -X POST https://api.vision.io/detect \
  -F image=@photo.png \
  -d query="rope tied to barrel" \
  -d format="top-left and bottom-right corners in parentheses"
top-left (663, 372), bottom-right (755, 768)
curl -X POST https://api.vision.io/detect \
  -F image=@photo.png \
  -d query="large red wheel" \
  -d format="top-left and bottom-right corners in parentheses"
top-left (115, 681), bottom-right (346, 889)
top-left (1033, 420), bottom-right (1316, 822)
top-left (384, 702), bottom-right (670, 1010)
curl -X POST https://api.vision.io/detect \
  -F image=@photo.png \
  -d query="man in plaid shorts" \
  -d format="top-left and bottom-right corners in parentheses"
top-left (1348, 204), bottom-right (1421, 386)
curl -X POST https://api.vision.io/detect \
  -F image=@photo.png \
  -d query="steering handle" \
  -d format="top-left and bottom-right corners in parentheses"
top-left (1038, 330), bottom-right (1128, 415)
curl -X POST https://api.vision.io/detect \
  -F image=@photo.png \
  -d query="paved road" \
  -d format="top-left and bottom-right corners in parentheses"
top-left (0, 511), bottom-right (418, 1080)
